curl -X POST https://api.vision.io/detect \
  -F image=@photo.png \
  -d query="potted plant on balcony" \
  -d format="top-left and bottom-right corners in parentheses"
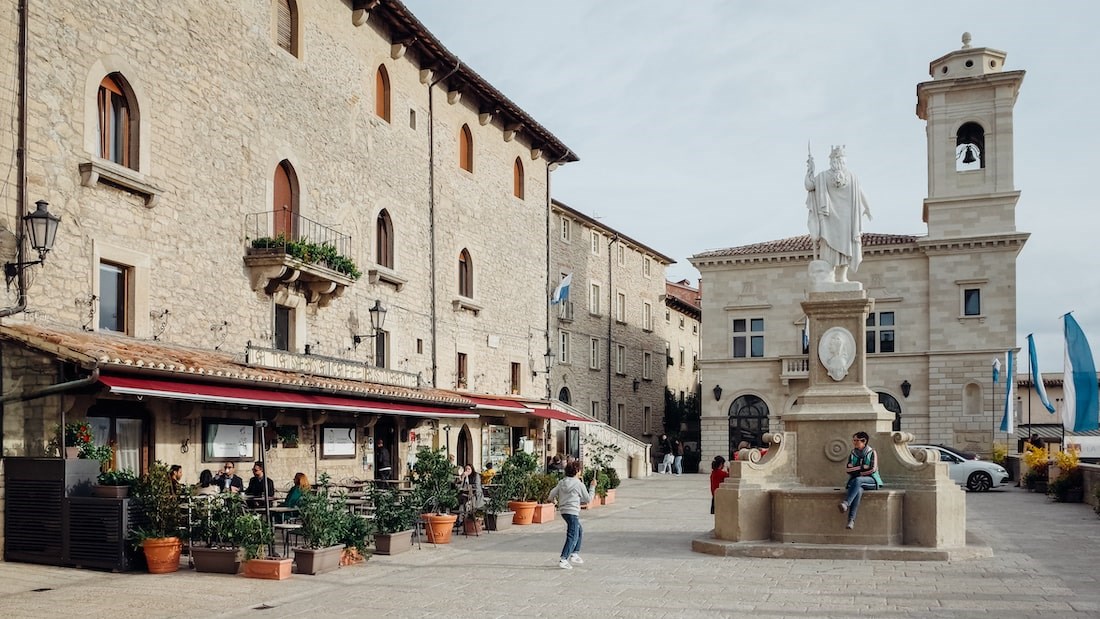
top-left (530, 473), bottom-right (561, 524)
top-left (412, 447), bottom-right (459, 544)
top-left (238, 512), bottom-right (290, 580)
top-left (502, 450), bottom-right (540, 525)
top-left (191, 493), bottom-right (248, 574)
top-left (130, 461), bottom-right (184, 573)
top-left (293, 475), bottom-right (347, 575)
top-left (94, 467), bottom-right (136, 499)
top-left (62, 421), bottom-right (93, 459)
top-left (370, 485), bottom-right (417, 555)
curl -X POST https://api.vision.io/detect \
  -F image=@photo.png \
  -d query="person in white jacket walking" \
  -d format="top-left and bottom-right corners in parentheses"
top-left (547, 460), bottom-right (596, 570)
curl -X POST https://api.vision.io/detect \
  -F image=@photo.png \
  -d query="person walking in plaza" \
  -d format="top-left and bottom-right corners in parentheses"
top-left (839, 431), bottom-right (883, 530)
top-left (709, 456), bottom-right (729, 515)
top-left (657, 434), bottom-right (674, 474)
top-left (672, 440), bottom-right (684, 476)
top-left (547, 460), bottom-right (596, 570)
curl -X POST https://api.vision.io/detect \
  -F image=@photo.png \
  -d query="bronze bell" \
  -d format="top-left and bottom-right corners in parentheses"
top-left (961, 145), bottom-right (977, 164)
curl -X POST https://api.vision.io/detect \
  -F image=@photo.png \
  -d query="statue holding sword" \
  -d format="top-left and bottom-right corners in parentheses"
top-left (805, 145), bottom-right (872, 284)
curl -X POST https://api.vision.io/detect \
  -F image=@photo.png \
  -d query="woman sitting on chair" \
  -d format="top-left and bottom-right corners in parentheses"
top-left (283, 472), bottom-right (310, 508)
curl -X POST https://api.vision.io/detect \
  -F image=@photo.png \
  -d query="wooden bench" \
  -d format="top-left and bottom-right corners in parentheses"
top-left (770, 487), bottom-right (905, 545)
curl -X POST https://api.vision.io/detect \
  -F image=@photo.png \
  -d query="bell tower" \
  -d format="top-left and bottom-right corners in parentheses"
top-left (916, 32), bottom-right (1025, 239)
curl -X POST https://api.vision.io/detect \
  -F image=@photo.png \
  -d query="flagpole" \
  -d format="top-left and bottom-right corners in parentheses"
top-left (992, 362), bottom-right (997, 451)
top-left (1027, 339), bottom-right (1032, 452)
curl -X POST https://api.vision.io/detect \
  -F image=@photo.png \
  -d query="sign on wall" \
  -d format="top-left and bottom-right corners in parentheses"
top-left (322, 425), bottom-right (356, 459)
top-left (204, 421), bottom-right (255, 461)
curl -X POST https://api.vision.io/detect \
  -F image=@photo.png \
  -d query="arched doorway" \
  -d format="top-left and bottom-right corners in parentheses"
top-left (728, 394), bottom-right (769, 455)
top-left (877, 392), bottom-right (902, 432)
top-left (457, 425), bottom-right (472, 467)
top-left (558, 387), bottom-right (571, 405)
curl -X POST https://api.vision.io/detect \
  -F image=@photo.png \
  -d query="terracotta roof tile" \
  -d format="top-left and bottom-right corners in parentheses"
top-left (693, 233), bottom-right (919, 259)
top-left (0, 322), bottom-right (470, 407)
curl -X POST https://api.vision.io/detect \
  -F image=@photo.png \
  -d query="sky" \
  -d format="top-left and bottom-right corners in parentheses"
top-left (401, 0), bottom-right (1099, 369)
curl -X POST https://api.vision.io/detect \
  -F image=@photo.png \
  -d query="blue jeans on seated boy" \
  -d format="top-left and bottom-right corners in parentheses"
top-left (840, 476), bottom-right (879, 527)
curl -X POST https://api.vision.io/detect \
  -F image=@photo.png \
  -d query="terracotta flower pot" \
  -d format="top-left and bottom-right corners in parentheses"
top-left (243, 558), bottom-right (292, 580)
top-left (531, 503), bottom-right (556, 523)
top-left (508, 501), bottom-right (538, 525)
top-left (142, 537), bottom-right (182, 574)
top-left (65, 446), bottom-right (80, 459)
top-left (463, 518), bottom-right (484, 535)
top-left (423, 514), bottom-right (458, 544)
top-left (601, 489), bottom-right (616, 505)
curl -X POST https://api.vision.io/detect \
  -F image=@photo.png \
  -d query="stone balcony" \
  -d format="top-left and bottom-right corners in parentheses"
top-left (779, 355), bottom-right (809, 384)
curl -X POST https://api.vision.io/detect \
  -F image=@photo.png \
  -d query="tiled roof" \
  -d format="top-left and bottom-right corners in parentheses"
top-left (693, 233), bottom-right (919, 259)
top-left (665, 280), bottom-right (701, 318)
top-left (0, 322), bottom-right (470, 407)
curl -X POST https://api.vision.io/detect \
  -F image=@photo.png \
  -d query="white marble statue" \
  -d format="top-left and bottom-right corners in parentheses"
top-left (805, 145), bottom-right (872, 283)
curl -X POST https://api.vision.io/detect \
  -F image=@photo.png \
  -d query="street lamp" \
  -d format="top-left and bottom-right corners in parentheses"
top-left (900, 380), bottom-right (911, 398)
top-left (5, 200), bottom-right (62, 288)
top-left (713, 385), bottom-right (723, 401)
top-left (352, 299), bottom-right (388, 349)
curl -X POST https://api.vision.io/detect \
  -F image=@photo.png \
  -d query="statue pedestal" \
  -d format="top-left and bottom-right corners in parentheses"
top-left (699, 289), bottom-right (973, 559)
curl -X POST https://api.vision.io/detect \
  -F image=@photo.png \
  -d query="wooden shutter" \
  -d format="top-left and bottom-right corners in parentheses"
top-left (277, 0), bottom-right (294, 54)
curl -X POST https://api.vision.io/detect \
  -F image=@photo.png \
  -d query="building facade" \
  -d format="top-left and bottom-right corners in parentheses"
top-left (549, 199), bottom-right (674, 439)
top-left (691, 37), bottom-right (1028, 461)
top-left (0, 0), bottom-right (584, 510)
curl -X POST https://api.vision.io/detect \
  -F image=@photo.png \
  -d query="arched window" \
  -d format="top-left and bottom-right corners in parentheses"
top-left (97, 73), bottom-right (136, 169)
top-left (513, 157), bottom-right (524, 199)
top-left (728, 394), bottom-right (770, 454)
top-left (459, 124), bottom-right (473, 172)
top-left (558, 387), bottom-right (571, 405)
top-left (458, 248), bottom-right (473, 297)
top-left (276, 0), bottom-right (299, 57)
top-left (877, 392), bottom-right (902, 432)
top-left (375, 65), bottom-right (390, 122)
top-left (963, 383), bottom-right (983, 417)
top-left (955, 121), bottom-right (985, 171)
top-left (273, 160), bottom-right (299, 240)
top-left (376, 209), bottom-right (394, 268)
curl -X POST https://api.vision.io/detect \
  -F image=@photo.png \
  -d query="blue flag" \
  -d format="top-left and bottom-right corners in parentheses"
top-left (992, 357), bottom-right (1000, 385)
top-left (1000, 350), bottom-right (1015, 433)
top-left (1063, 313), bottom-right (1099, 432)
top-left (1027, 334), bottom-right (1056, 414)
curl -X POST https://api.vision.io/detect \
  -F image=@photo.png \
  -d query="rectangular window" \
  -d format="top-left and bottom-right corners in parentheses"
top-left (98, 262), bottom-right (129, 334)
top-left (589, 282), bottom-right (601, 315)
top-left (665, 309), bottom-right (671, 323)
top-left (616, 292), bottom-right (626, 322)
top-left (274, 305), bottom-right (291, 351)
top-left (643, 302), bottom-right (652, 331)
top-left (963, 288), bottom-right (981, 316)
top-left (866, 311), bottom-right (896, 354)
top-left (591, 401), bottom-right (600, 419)
top-left (692, 323), bottom-right (698, 335)
top-left (616, 403), bottom-right (624, 429)
top-left (616, 345), bottom-right (625, 374)
top-left (560, 217), bottom-right (571, 242)
top-left (559, 330), bottom-right (571, 364)
top-left (589, 338), bottom-right (600, 370)
top-left (643, 405), bottom-right (651, 434)
top-left (456, 352), bottom-right (468, 388)
top-left (374, 329), bottom-right (388, 368)
top-left (417, 338), bottom-right (424, 354)
top-left (666, 342), bottom-right (673, 366)
top-left (591, 231), bottom-right (600, 255)
top-left (679, 346), bottom-right (685, 367)
top-left (510, 362), bottom-right (521, 394)
top-left (732, 317), bottom-right (765, 358)
top-left (679, 316), bottom-right (685, 329)
top-left (616, 243), bottom-right (625, 266)
top-left (643, 352), bottom-right (652, 379)
top-left (643, 257), bottom-right (652, 277)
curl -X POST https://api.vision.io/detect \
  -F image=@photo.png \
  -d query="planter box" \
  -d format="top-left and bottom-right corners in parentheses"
top-left (600, 489), bottom-right (616, 505)
top-left (508, 501), bottom-right (538, 525)
top-left (293, 544), bottom-right (344, 575)
top-left (582, 498), bottom-right (598, 510)
top-left (373, 530), bottom-right (413, 555)
top-left (244, 558), bottom-right (292, 580)
top-left (192, 547), bottom-right (242, 574)
top-left (484, 511), bottom-right (514, 531)
top-left (92, 484), bottom-right (130, 499)
top-left (531, 503), bottom-right (556, 524)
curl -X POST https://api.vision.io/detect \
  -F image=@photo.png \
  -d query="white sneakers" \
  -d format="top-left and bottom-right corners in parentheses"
top-left (838, 501), bottom-right (848, 513)
top-left (569, 553), bottom-right (584, 564)
top-left (558, 558), bottom-right (573, 570)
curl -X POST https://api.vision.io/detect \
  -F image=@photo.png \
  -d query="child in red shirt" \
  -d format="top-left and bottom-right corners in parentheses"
top-left (709, 456), bottom-right (729, 514)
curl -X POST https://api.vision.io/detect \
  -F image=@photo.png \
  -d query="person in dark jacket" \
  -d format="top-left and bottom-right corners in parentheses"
top-left (214, 462), bottom-right (244, 494)
top-left (245, 462), bottom-right (276, 508)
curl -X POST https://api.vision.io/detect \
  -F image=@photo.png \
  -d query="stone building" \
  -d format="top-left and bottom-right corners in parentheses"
top-left (0, 0), bottom-right (584, 518)
top-left (691, 36), bottom-right (1028, 460)
top-left (665, 279), bottom-right (702, 403)
top-left (549, 199), bottom-right (674, 439)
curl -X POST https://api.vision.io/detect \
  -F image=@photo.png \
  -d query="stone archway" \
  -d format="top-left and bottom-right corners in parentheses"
top-left (877, 392), bottom-right (902, 432)
top-left (728, 394), bottom-right (769, 455)
top-left (557, 386), bottom-right (571, 405)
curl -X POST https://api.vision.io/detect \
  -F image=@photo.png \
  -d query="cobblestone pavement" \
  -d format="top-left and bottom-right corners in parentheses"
top-left (1, 474), bottom-right (1098, 618)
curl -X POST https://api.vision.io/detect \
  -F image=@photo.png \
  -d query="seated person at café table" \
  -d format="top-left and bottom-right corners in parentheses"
top-left (214, 462), bottom-right (245, 494)
top-left (195, 469), bottom-right (220, 496)
top-left (284, 472), bottom-right (310, 508)
top-left (245, 462), bottom-right (276, 507)
top-left (455, 464), bottom-right (484, 525)
top-left (480, 462), bottom-right (496, 485)
top-left (169, 465), bottom-right (184, 496)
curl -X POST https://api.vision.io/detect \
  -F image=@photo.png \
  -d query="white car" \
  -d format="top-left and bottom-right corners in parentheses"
top-left (909, 445), bottom-right (1008, 492)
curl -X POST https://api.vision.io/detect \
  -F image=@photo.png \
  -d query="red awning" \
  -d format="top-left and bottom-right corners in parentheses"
top-left (98, 374), bottom-right (477, 418)
top-left (464, 396), bottom-right (532, 413)
top-left (529, 407), bottom-right (592, 423)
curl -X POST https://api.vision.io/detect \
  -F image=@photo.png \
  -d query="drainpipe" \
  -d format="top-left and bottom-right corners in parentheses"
top-left (1, 367), bottom-right (101, 403)
top-left (427, 60), bottom-right (461, 387)
top-left (606, 234), bottom-right (619, 426)
top-left (1, 0), bottom-right (30, 318)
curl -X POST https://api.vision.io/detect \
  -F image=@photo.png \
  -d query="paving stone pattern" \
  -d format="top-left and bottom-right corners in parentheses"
top-left (0, 476), bottom-right (1097, 618)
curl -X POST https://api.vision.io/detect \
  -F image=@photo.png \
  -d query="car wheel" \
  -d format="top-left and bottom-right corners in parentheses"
top-left (967, 471), bottom-right (992, 492)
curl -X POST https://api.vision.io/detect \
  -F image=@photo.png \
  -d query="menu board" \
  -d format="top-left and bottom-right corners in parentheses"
top-left (204, 422), bottom-right (254, 461)
top-left (322, 425), bottom-right (356, 458)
